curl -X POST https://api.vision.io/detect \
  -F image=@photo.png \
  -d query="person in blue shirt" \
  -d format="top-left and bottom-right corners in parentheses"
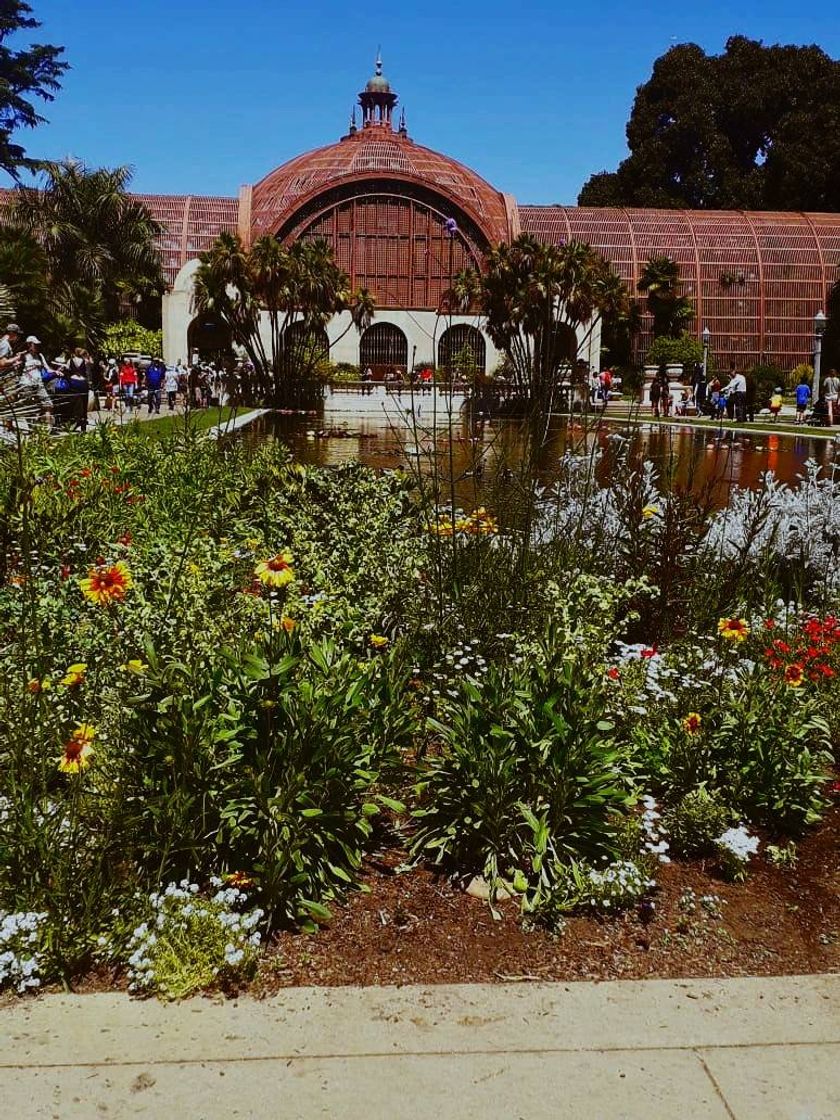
top-left (794, 376), bottom-right (812, 424)
top-left (145, 358), bottom-right (165, 414)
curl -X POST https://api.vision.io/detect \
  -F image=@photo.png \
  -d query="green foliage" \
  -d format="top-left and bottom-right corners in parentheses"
top-left (663, 788), bottom-right (731, 856)
top-left (101, 320), bottom-right (162, 358)
top-left (578, 36), bottom-right (840, 211)
top-left (412, 627), bottom-right (631, 899)
top-left (638, 257), bottom-right (694, 338)
top-left (645, 334), bottom-right (705, 369)
top-left (330, 362), bottom-right (360, 382)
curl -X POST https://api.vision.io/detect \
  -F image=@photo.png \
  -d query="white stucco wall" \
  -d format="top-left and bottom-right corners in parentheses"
top-left (163, 257), bottom-right (602, 374)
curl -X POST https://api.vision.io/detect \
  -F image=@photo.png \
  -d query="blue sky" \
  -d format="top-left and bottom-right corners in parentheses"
top-left (9, 0), bottom-right (840, 203)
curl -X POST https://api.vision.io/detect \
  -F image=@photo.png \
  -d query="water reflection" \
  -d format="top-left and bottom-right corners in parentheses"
top-left (246, 388), bottom-right (838, 509)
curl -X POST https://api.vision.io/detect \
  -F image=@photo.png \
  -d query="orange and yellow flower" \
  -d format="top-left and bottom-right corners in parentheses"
top-left (79, 561), bottom-right (133, 606)
top-left (61, 662), bottom-right (87, 687)
top-left (279, 616), bottom-right (296, 633)
top-left (682, 712), bottom-right (702, 734)
top-left (717, 617), bottom-right (750, 642)
top-left (254, 551), bottom-right (295, 588)
top-left (58, 723), bottom-right (96, 774)
top-left (458, 507), bottom-right (498, 535)
top-left (27, 677), bottom-right (51, 694)
top-left (784, 663), bottom-right (805, 688)
top-left (370, 634), bottom-right (390, 649)
top-left (641, 505), bottom-right (660, 520)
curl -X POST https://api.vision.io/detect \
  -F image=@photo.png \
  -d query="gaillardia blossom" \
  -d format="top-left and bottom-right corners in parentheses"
top-left (717, 617), bottom-right (750, 642)
top-left (61, 663), bottom-right (86, 687)
top-left (58, 723), bottom-right (96, 774)
top-left (254, 551), bottom-right (295, 588)
top-left (79, 561), bottom-right (133, 606)
top-left (682, 712), bottom-right (702, 734)
top-left (784, 663), bottom-right (805, 688)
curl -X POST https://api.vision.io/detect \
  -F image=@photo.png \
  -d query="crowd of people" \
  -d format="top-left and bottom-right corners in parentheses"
top-left (0, 321), bottom-right (240, 432)
top-left (648, 360), bottom-right (840, 426)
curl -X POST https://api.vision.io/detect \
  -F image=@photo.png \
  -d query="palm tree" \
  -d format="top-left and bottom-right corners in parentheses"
top-left (11, 159), bottom-right (164, 341)
top-left (637, 255), bottom-right (695, 337)
top-left (482, 234), bottom-right (627, 410)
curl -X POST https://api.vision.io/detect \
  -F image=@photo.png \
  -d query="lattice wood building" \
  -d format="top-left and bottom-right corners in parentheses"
top-left (30, 57), bottom-right (840, 372)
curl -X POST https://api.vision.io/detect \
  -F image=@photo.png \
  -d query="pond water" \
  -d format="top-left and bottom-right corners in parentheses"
top-left (243, 387), bottom-right (839, 509)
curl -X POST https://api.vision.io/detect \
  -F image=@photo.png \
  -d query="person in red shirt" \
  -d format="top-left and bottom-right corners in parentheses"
top-left (118, 359), bottom-right (138, 410)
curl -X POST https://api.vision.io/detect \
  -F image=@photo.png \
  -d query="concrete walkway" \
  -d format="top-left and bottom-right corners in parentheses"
top-left (1, 975), bottom-right (838, 1118)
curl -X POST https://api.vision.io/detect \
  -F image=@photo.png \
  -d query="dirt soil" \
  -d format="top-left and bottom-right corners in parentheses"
top-left (257, 806), bottom-right (840, 990)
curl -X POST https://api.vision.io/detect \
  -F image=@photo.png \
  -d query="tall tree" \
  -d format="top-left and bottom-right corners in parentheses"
top-left (0, 1), bottom-right (67, 179)
top-left (823, 278), bottom-right (840, 375)
top-left (193, 233), bottom-right (375, 402)
top-left (481, 234), bottom-right (627, 414)
top-left (10, 159), bottom-right (164, 341)
top-left (637, 256), bottom-right (694, 338)
top-left (578, 37), bottom-right (840, 212)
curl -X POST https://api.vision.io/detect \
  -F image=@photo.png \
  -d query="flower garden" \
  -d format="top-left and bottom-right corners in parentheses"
top-left (1, 420), bottom-right (839, 998)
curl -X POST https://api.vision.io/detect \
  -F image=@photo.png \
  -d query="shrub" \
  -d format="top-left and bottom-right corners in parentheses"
top-left (664, 788), bottom-right (730, 856)
top-left (412, 629), bottom-right (632, 899)
top-left (101, 320), bottom-right (162, 358)
top-left (645, 334), bottom-right (706, 370)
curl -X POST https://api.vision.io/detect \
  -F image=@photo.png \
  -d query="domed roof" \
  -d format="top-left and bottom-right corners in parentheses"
top-left (250, 128), bottom-right (511, 245)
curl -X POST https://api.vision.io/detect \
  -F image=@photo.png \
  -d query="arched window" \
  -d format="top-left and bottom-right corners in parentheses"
top-left (359, 322), bottom-right (408, 378)
top-left (281, 322), bottom-right (330, 375)
top-left (437, 324), bottom-right (486, 378)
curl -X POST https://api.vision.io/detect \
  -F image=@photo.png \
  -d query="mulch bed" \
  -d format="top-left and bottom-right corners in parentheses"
top-left (256, 805), bottom-right (840, 991)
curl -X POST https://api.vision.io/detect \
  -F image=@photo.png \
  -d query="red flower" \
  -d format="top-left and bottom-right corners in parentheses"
top-left (763, 618), bottom-right (776, 630)
top-left (59, 564), bottom-right (71, 581)
top-left (80, 468), bottom-right (92, 479)
top-left (640, 646), bottom-right (658, 660)
top-left (117, 532), bottom-right (133, 546)
top-left (607, 667), bottom-right (621, 681)
top-left (827, 779), bottom-right (840, 797)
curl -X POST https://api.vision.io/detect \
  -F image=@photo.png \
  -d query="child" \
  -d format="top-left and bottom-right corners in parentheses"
top-left (794, 377), bottom-right (811, 424)
top-left (769, 387), bottom-right (783, 422)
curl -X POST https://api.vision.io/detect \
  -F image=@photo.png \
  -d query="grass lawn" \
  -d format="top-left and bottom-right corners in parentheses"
top-left (121, 406), bottom-right (255, 438)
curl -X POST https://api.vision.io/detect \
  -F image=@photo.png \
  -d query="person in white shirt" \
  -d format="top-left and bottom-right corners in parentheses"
top-left (164, 366), bottom-right (179, 410)
top-left (724, 369), bottom-right (747, 422)
top-left (824, 368), bottom-right (840, 426)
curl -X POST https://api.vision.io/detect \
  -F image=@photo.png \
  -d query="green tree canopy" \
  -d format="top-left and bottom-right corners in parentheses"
top-left (0, 1), bottom-right (67, 179)
top-left (480, 234), bottom-right (627, 412)
top-left (578, 36), bottom-right (840, 211)
top-left (637, 256), bottom-right (694, 338)
top-left (8, 159), bottom-right (164, 345)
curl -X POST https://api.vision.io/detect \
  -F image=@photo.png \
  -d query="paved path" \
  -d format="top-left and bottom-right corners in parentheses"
top-left (0, 975), bottom-right (837, 1118)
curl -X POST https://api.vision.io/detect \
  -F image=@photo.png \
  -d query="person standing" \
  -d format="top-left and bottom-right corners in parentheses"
top-left (0, 322), bottom-right (25, 376)
top-left (794, 375), bottom-right (812, 424)
top-left (164, 365), bottom-right (178, 410)
top-left (769, 387), bottom-right (783, 422)
top-left (824, 368), bottom-right (840, 426)
top-left (691, 362), bottom-right (707, 413)
top-left (724, 366), bottom-right (747, 422)
top-left (118, 358), bottom-right (137, 410)
top-left (145, 357), bottom-right (165, 414)
top-left (649, 368), bottom-right (662, 417)
top-left (67, 357), bottom-right (90, 431)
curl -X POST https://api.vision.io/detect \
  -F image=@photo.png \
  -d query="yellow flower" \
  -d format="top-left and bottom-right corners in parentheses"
top-left (427, 519), bottom-right (455, 537)
top-left (120, 659), bottom-right (148, 675)
top-left (642, 505), bottom-right (659, 520)
top-left (61, 662), bottom-right (87, 687)
top-left (682, 712), bottom-right (702, 734)
top-left (245, 537), bottom-right (260, 550)
top-left (79, 561), bottom-right (133, 606)
top-left (27, 677), bottom-right (51, 694)
top-left (717, 617), bottom-right (750, 642)
top-left (370, 634), bottom-right (390, 649)
top-left (460, 507), bottom-right (499, 535)
top-left (254, 551), bottom-right (295, 588)
top-left (58, 723), bottom-right (96, 774)
top-left (280, 617), bottom-right (296, 633)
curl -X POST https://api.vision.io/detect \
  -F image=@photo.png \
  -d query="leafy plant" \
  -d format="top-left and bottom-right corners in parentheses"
top-left (663, 788), bottom-right (731, 856)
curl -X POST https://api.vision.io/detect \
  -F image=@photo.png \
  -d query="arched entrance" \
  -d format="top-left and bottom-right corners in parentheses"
top-left (281, 321), bottom-right (330, 377)
top-left (438, 325), bottom-right (486, 380)
top-left (359, 322), bottom-right (408, 379)
top-left (187, 314), bottom-right (233, 363)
